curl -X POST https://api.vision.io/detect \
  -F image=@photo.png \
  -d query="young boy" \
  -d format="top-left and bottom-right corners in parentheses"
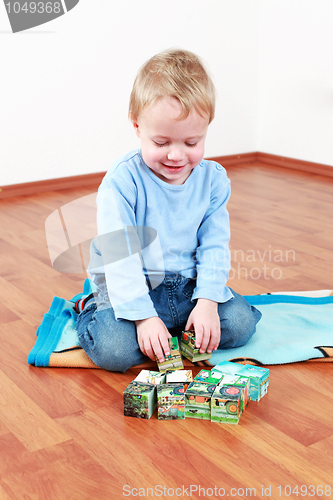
top-left (76, 48), bottom-right (261, 372)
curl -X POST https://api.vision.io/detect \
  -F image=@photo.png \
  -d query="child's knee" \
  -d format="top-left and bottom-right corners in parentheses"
top-left (219, 300), bottom-right (261, 349)
top-left (90, 342), bottom-right (131, 372)
top-left (77, 307), bottom-right (144, 372)
top-left (80, 326), bottom-right (135, 372)
top-left (225, 313), bottom-right (256, 347)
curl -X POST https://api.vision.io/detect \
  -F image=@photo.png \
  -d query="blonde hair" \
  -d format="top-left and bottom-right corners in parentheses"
top-left (129, 48), bottom-right (215, 123)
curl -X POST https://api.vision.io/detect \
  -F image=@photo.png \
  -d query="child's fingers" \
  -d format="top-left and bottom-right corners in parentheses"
top-left (151, 340), bottom-right (165, 363)
top-left (140, 335), bottom-right (158, 361)
top-left (151, 332), bottom-right (170, 363)
top-left (137, 336), bottom-right (146, 357)
top-left (142, 338), bottom-right (155, 361)
top-left (193, 325), bottom-right (203, 350)
top-left (160, 335), bottom-right (171, 357)
top-left (206, 328), bottom-right (221, 353)
top-left (185, 319), bottom-right (193, 331)
top-left (136, 317), bottom-right (171, 362)
top-left (199, 328), bottom-right (210, 354)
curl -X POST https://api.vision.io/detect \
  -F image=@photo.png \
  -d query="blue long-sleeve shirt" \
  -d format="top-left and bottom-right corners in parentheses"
top-left (88, 149), bottom-right (233, 320)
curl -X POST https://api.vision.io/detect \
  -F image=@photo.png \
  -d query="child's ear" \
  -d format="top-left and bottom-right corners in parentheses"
top-left (132, 121), bottom-right (140, 138)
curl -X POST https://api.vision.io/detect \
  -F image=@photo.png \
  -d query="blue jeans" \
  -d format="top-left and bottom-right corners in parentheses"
top-left (77, 275), bottom-right (262, 372)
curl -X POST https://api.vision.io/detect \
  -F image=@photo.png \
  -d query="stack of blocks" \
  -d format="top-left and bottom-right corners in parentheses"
top-left (180, 330), bottom-right (212, 362)
top-left (123, 332), bottom-right (269, 423)
top-left (156, 337), bottom-right (184, 372)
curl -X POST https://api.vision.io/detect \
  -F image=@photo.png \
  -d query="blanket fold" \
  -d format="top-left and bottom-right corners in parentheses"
top-left (28, 279), bottom-right (100, 368)
top-left (28, 281), bottom-right (333, 369)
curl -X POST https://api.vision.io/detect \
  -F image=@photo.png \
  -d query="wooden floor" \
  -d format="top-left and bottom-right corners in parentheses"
top-left (1, 162), bottom-right (333, 500)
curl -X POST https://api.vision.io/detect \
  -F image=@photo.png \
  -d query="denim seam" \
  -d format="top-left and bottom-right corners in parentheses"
top-left (164, 277), bottom-right (184, 328)
top-left (164, 274), bottom-right (183, 289)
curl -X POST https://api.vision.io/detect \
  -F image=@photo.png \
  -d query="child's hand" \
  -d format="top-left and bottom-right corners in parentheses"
top-left (135, 317), bottom-right (172, 363)
top-left (185, 299), bottom-right (221, 354)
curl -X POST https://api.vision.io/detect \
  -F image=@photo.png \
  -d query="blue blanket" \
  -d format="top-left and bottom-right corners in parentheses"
top-left (209, 293), bottom-right (333, 366)
top-left (28, 281), bottom-right (333, 368)
top-left (28, 279), bottom-right (99, 368)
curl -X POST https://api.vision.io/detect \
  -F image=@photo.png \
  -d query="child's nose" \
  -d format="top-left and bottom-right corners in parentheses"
top-left (167, 148), bottom-right (185, 162)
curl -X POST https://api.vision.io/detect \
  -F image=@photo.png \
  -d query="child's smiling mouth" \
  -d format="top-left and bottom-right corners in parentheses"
top-left (162, 163), bottom-right (186, 169)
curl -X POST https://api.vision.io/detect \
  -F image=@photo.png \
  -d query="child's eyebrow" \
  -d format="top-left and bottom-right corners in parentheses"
top-left (185, 136), bottom-right (204, 141)
top-left (151, 135), bottom-right (204, 141)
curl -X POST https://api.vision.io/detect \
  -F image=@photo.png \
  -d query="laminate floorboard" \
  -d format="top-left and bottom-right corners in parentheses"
top-left (0, 163), bottom-right (333, 499)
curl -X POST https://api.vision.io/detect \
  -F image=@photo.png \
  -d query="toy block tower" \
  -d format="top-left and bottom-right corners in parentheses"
top-left (180, 330), bottom-right (212, 362)
top-left (156, 337), bottom-right (184, 373)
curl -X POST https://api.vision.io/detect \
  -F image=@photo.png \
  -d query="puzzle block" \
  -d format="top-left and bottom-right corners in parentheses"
top-left (194, 369), bottom-right (224, 385)
top-left (135, 370), bottom-right (166, 385)
top-left (166, 369), bottom-right (193, 391)
top-left (214, 360), bottom-right (244, 375)
top-left (214, 361), bottom-right (269, 402)
top-left (236, 365), bottom-right (269, 402)
top-left (180, 330), bottom-right (212, 362)
top-left (156, 337), bottom-right (184, 373)
top-left (157, 383), bottom-right (185, 420)
top-left (235, 375), bottom-right (251, 410)
top-left (221, 374), bottom-right (250, 410)
top-left (211, 384), bottom-right (242, 424)
top-left (185, 381), bottom-right (216, 420)
top-left (123, 381), bottom-right (156, 419)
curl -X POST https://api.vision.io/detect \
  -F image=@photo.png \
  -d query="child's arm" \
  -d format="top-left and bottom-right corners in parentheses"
top-left (185, 164), bottom-right (232, 350)
top-left (135, 317), bottom-right (172, 362)
top-left (185, 298), bottom-right (220, 353)
top-left (93, 177), bottom-right (160, 323)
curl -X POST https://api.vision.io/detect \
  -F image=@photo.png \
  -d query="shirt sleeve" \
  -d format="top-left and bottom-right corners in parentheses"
top-left (91, 175), bottom-right (158, 321)
top-left (191, 174), bottom-right (234, 304)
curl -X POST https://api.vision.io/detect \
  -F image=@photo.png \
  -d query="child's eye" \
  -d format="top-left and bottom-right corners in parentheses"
top-left (154, 141), bottom-right (168, 147)
top-left (186, 143), bottom-right (197, 147)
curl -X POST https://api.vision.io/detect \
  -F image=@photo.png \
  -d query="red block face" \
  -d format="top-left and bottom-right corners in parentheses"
top-left (188, 395), bottom-right (210, 404)
top-left (225, 387), bottom-right (241, 395)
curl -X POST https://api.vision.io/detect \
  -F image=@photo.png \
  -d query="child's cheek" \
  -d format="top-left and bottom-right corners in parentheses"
top-left (144, 147), bottom-right (156, 164)
top-left (153, 149), bottom-right (165, 163)
top-left (191, 146), bottom-right (205, 165)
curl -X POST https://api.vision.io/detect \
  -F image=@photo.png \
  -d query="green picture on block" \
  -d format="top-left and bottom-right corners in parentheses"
top-left (180, 330), bottom-right (212, 362)
top-left (123, 381), bottom-right (156, 419)
top-left (156, 337), bottom-right (184, 373)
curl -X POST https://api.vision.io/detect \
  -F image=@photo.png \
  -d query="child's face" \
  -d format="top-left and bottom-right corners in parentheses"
top-left (133, 97), bottom-right (209, 185)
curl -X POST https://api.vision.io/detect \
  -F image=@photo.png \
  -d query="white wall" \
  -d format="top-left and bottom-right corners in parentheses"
top-left (0, 0), bottom-right (261, 186)
top-left (257, 0), bottom-right (333, 166)
top-left (0, 0), bottom-right (332, 187)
